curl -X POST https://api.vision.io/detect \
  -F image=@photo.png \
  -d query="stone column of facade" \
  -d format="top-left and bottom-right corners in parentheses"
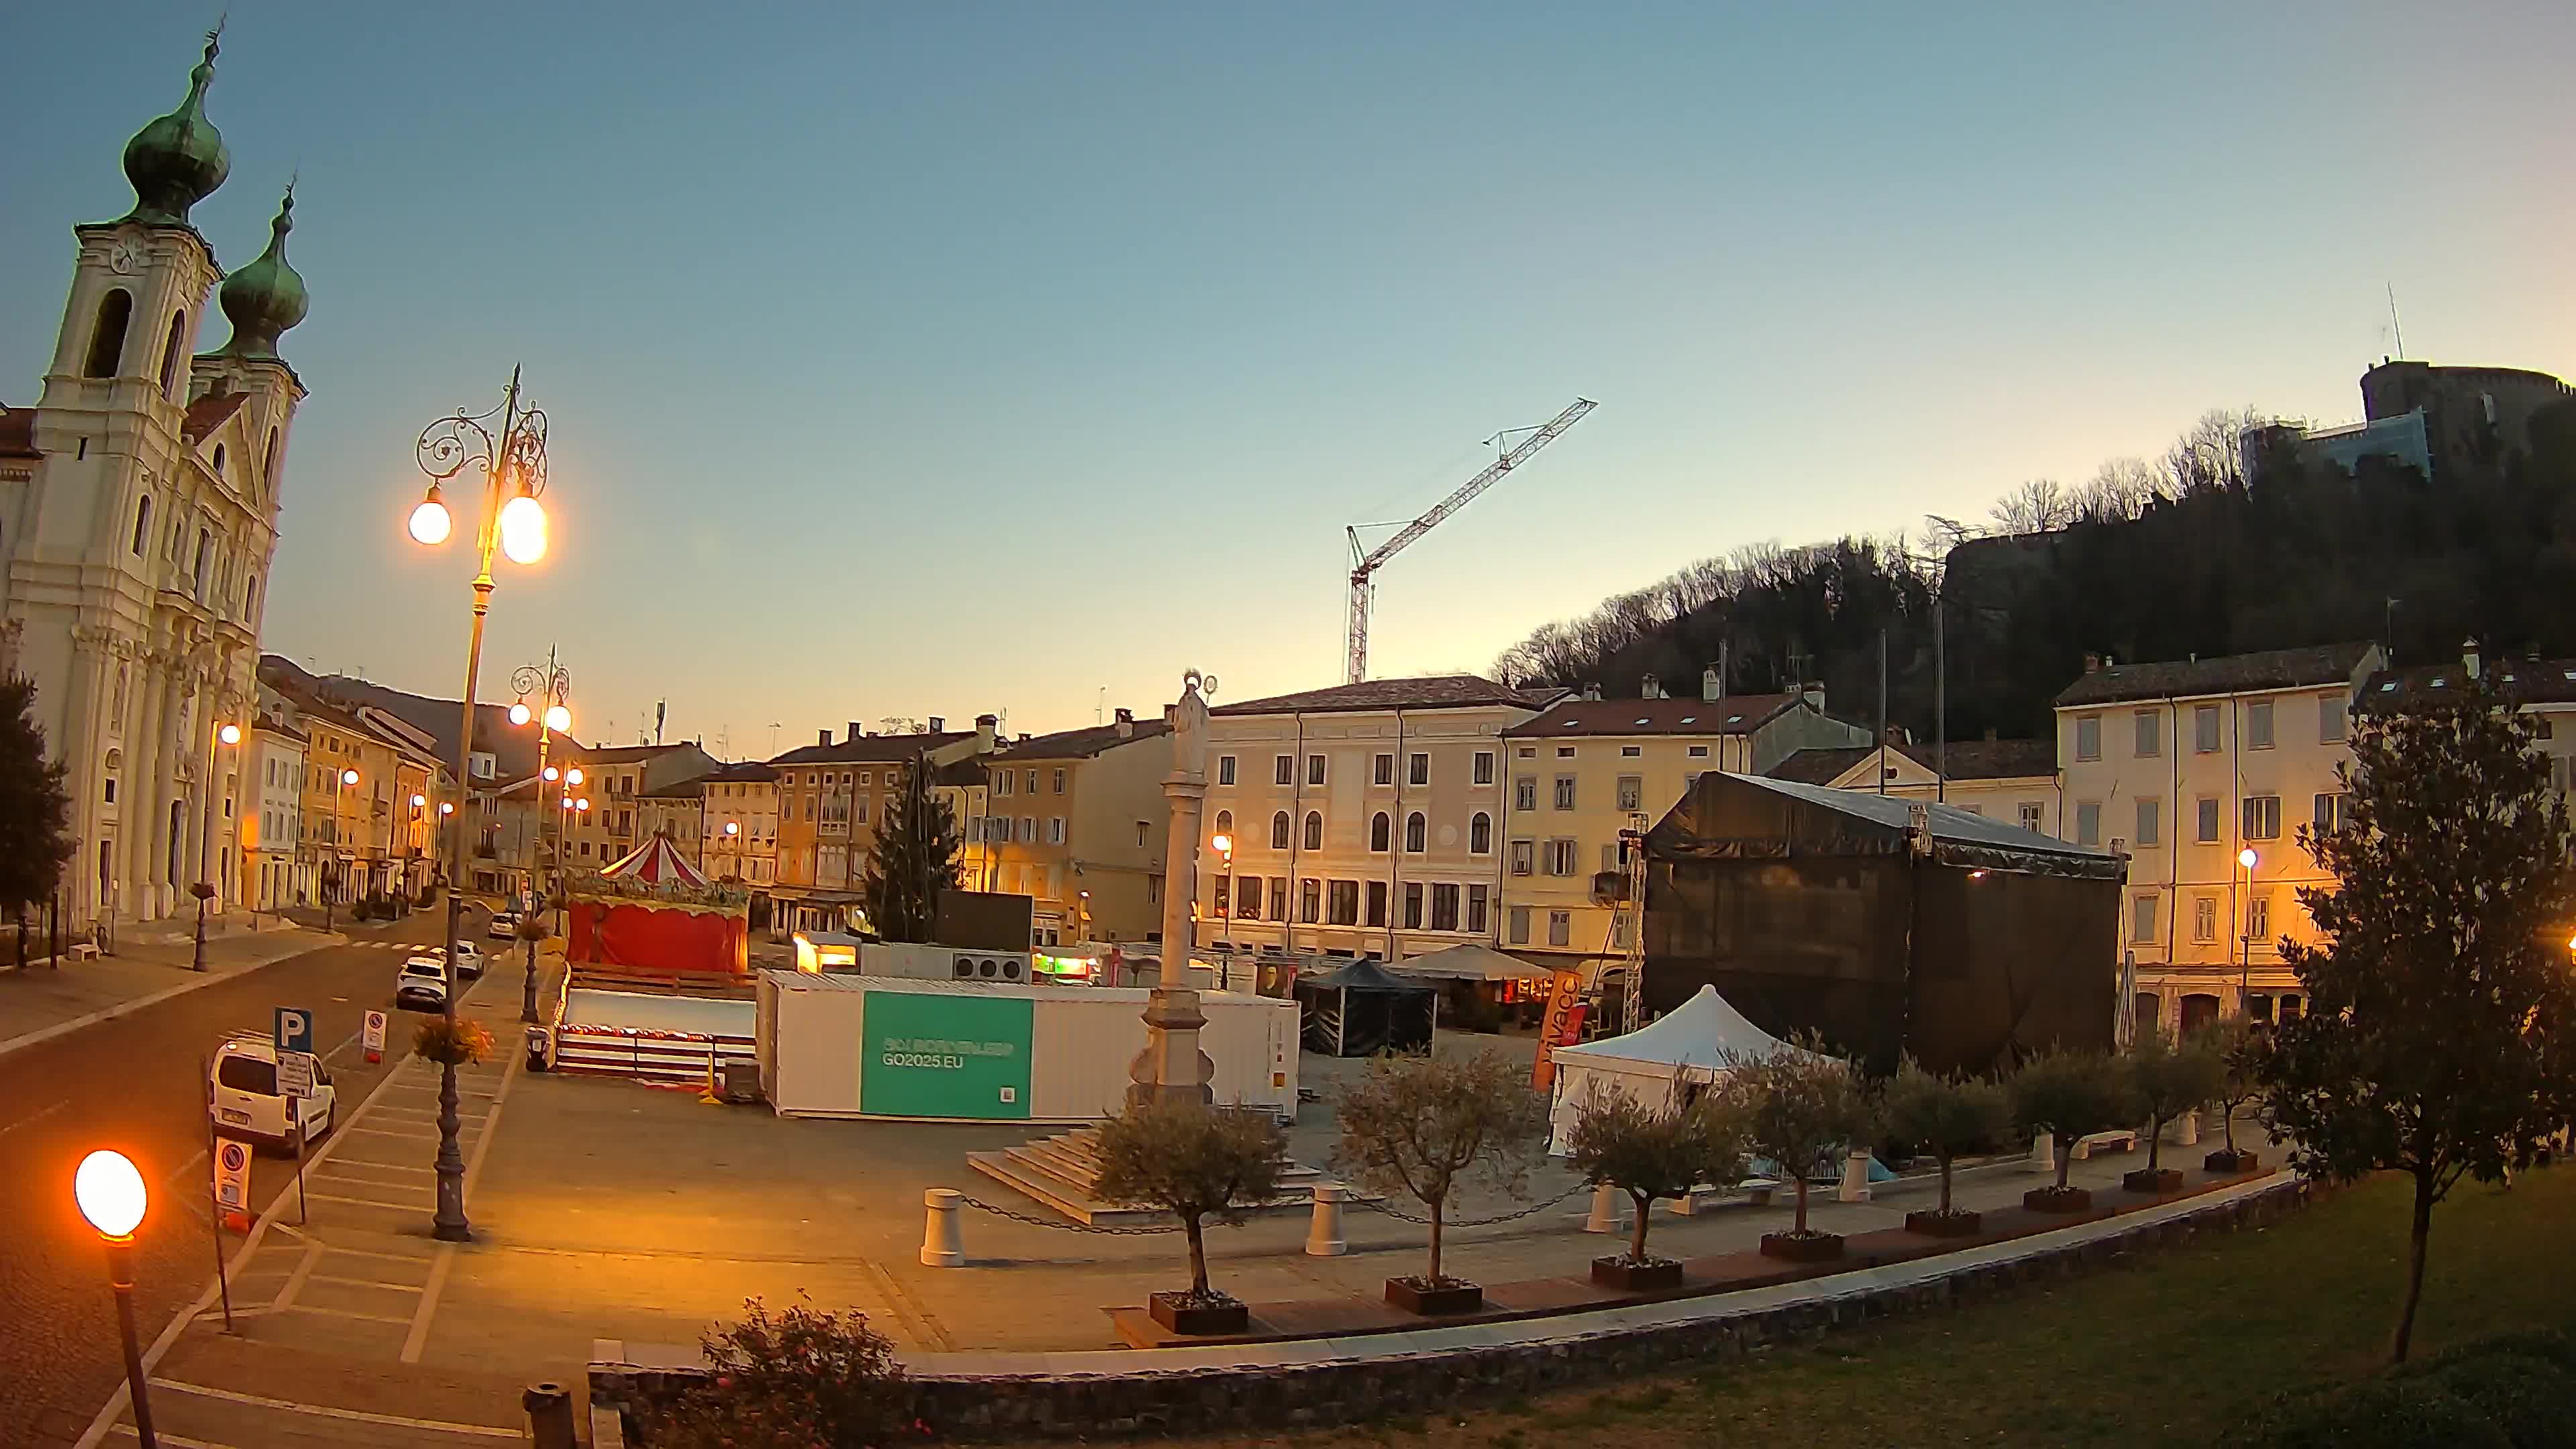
top-left (1128, 674), bottom-right (1214, 1107)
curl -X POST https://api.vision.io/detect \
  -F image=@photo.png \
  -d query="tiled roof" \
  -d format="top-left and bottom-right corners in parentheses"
top-left (1765, 745), bottom-right (1876, 784)
top-left (258, 655), bottom-right (578, 782)
top-left (182, 391), bottom-right (248, 443)
top-left (1212, 675), bottom-right (1551, 716)
top-left (996, 718), bottom-right (1171, 761)
top-left (1503, 694), bottom-right (1802, 739)
top-left (934, 758), bottom-right (989, 788)
top-left (2361, 657), bottom-right (2576, 712)
top-left (0, 408), bottom-right (36, 459)
top-left (1768, 736), bottom-right (2057, 787)
top-left (2053, 642), bottom-right (2377, 707)
top-left (768, 731), bottom-right (971, 766)
top-left (639, 780), bottom-right (708, 800)
top-left (702, 761), bottom-right (779, 784)
top-left (584, 743), bottom-right (698, 763)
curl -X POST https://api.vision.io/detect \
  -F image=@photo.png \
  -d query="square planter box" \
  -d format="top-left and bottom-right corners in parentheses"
top-left (1590, 1255), bottom-right (1684, 1291)
top-left (1385, 1277), bottom-right (1483, 1316)
top-left (2205, 1148), bottom-right (2261, 1174)
top-left (1148, 1291), bottom-right (1248, 1337)
top-left (1759, 1230), bottom-right (1845, 1263)
top-left (1904, 1208), bottom-right (1984, 1238)
top-left (2123, 1167), bottom-right (2184, 1195)
top-left (2024, 1186), bottom-right (2093, 1214)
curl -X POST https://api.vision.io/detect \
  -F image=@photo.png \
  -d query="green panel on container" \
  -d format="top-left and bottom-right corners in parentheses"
top-left (860, 991), bottom-right (1034, 1119)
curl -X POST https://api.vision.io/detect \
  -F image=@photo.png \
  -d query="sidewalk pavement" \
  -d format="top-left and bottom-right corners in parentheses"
top-left (0, 918), bottom-right (346, 1059)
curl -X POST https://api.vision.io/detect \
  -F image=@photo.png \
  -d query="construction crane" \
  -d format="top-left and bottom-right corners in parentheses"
top-left (1344, 396), bottom-right (1596, 684)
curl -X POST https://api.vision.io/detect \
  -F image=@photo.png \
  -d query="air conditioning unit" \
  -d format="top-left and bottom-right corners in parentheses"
top-left (861, 942), bottom-right (1031, 984)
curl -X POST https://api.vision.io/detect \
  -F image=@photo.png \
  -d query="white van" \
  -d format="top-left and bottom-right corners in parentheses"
top-left (210, 1033), bottom-right (339, 1152)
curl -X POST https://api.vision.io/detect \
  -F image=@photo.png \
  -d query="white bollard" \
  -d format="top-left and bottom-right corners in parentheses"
top-left (1305, 1183), bottom-right (1348, 1256)
top-left (1584, 1183), bottom-right (1624, 1234)
top-left (919, 1187), bottom-right (965, 1268)
top-left (2176, 1110), bottom-right (2200, 1147)
top-left (2030, 1130), bottom-right (2055, 1177)
top-left (1837, 1148), bottom-right (1873, 1203)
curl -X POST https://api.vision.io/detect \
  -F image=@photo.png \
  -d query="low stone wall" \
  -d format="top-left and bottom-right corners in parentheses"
top-left (592, 1175), bottom-right (2309, 1441)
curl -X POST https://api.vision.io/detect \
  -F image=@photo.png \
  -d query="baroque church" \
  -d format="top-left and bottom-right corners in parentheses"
top-left (0, 29), bottom-right (309, 930)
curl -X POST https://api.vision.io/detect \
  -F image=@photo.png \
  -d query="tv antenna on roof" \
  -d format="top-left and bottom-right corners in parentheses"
top-left (2387, 283), bottom-right (2406, 360)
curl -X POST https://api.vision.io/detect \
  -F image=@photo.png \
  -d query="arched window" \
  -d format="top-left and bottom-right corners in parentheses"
top-left (210, 443), bottom-right (225, 477)
top-left (158, 311), bottom-right (186, 397)
top-left (1470, 811), bottom-right (1492, 854)
top-left (243, 572), bottom-right (258, 617)
top-left (85, 289), bottom-right (133, 378)
top-left (193, 529), bottom-right (211, 594)
top-left (1370, 812), bottom-right (1391, 852)
top-left (1302, 811), bottom-right (1322, 851)
top-left (1270, 810), bottom-right (1290, 850)
top-left (1213, 809), bottom-right (1232, 842)
top-left (1405, 812), bottom-right (1427, 853)
top-left (260, 427), bottom-right (278, 493)
top-left (130, 494), bottom-right (152, 555)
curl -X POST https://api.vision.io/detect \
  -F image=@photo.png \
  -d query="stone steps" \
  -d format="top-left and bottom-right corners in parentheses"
top-left (967, 1126), bottom-right (1341, 1226)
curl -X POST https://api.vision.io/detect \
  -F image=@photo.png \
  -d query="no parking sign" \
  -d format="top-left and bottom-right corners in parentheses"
top-left (213, 1138), bottom-right (252, 1232)
top-left (363, 1010), bottom-right (387, 1064)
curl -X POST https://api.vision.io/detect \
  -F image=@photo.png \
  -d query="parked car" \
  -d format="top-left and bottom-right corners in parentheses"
top-left (488, 910), bottom-right (521, 941)
top-left (209, 1034), bottom-right (337, 1152)
top-left (447, 940), bottom-right (484, 978)
top-left (396, 957), bottom-right (449, 1012)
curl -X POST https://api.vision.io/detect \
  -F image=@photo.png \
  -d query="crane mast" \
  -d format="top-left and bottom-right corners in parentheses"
top-left (1344, 396), bottom-right (1595, 684)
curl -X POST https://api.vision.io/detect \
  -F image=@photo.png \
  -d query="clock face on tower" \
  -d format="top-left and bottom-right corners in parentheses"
top-left (108, 235), bottom-right (146, 276)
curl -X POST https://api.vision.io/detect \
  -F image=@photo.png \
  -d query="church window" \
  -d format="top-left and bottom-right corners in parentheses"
top-left (158, 311), bottom-right (186, 398)
top-left (131, 495), bottom-right (152, 555)
top-left (85, 289), bottom-right (133, 378)
top-left (261, 428), bottom-right (278, 492)
top-left (244, 572), bottom-right (258, 616)
top-left (193, 529), bottom-right (211, 595)
top-left (211, 443), bottom-right (225, 477)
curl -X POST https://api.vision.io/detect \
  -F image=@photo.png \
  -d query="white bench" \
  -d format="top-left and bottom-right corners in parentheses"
top-left (2071, 1129), bottom-right (2139, 1161)
top-left (1666, 1177), bottom-right (1782, 1215)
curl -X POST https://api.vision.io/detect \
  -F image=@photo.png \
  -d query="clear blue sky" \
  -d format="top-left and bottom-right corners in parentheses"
top-left (7, 2), bottom-right (2569, 750)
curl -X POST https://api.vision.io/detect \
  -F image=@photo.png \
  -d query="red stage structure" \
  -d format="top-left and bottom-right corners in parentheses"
top-left (564, 835), bottom-right (750, 976)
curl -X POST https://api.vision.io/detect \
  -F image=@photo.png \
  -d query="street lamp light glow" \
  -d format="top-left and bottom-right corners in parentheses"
top-left (542, 765), bottom-right (559, 782)
top-left (341, 769), bottom-right (360, 786)
top-left (440, 802), bottom-right (454, 815)
top-left (559, 797), bottom-right (574, 811)
top-left (509, 702), bottom-right (532, 727)
top-left (543, 704), bottom-right (571, 733)
top-left (1211, 833), bottom-right (1232, 855)
top-left (74, 1150), bottom-right (147, 1239)
top-left (565, 767), bottom-right (584, 786)
top-left (725, 821), bottom-right (740, 836)
top-left (407, 493), bottom-right (453, 545)
top-left (575, 797), bottom-right (590, 812)
top-left (412, 794), bottom-right (427, 808)
top-left (2239, 848), bottom-right (2258, 870)
top-left (497, 492), bottom-right (547, 565)
top-left (217, 723), bottom-right (241, 746)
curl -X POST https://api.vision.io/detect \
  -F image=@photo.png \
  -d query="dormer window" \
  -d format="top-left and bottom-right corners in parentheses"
top-left (211, 443), bottom-right (225, 476)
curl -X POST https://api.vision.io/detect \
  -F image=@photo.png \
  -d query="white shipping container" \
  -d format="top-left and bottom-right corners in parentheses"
top-left (757, 970), bottom-right (1297, 1122)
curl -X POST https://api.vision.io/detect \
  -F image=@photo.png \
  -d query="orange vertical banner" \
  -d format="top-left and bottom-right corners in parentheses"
top-left (1531, 967), bottom-right (1586, 1091)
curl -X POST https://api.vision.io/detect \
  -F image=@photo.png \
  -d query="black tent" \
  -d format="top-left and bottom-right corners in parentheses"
top-left (1642, 772), bottom-right (2123, 1076)
top-left (1295, 959), bottom-right (1436, 1057)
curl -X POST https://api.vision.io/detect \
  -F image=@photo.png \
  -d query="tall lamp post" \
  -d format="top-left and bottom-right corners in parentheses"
top-left (409, 368), bottom-right (551, 1244)
top-left (74, 1149), bottom-right (156, 1448)
top-left (509, 653), bottom-right (572, 1024)
top-left (2237, 846), bottom-right (2258, 1014)
top-left (323, 767), bottom-right (356, 932)
top-left (191, 722), bottom-right (241, 971)
top-left (1210, 832), bottom-right (1233, 989)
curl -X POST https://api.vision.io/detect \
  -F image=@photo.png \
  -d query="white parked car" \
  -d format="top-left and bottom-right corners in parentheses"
top-left (396, 956), bottom-right (449, 1012)
top-left (447, 940), bottom-right (483, 979)
top-left (488, 910), bottom-right (521, 942)
top-left (211, 1034), bottom-right (337, 1152)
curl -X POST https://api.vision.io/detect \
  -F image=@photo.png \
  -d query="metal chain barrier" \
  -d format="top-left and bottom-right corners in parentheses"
top-left (953, 1193), bottom-right (1188, 1235)
top-left (1350, 1182), bottom-right (1588, 1228)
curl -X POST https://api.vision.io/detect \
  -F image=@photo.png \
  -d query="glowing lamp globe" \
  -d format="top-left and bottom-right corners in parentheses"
top-left (2238, 848), bottom-right (2258, 870)
top-left (566, 767), bottom-right (584, 786)
top-left (411, 794), bottom-right (426, 808)
top-left (725, 821), bottom-right (740, 836)
top-left (575, 797), bottom-right (590, 812)
top-left (74, 1150), bottom-right (147, 1239)
top-left (497, 493), bottom-right (547, 565)
top-left (508, 702), bottom-right (532, 727)
top-left (407, 497), bottom-right (453, 546)
top-left (341, 769), bottom-right (360, 786)
top-left (217, 723), bottom-right (241, 745)
top-left (544, 704), bottom-right (571, 733)
top-left (1211, 833), bottom-right (1232, 855)
top-left (542, 765), bottom-right (559, 782)
top-left (440, 802), bottom-right (454, 815)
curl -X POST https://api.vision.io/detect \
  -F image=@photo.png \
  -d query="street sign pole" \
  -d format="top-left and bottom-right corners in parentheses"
top-left (201, 1056), bottom-right (234, 1333)
top-left (291, 1094), bottom-right (307, 1226)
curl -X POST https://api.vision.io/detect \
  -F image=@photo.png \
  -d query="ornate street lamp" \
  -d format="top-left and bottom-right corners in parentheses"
top-left (409, 368), bottom-right (552, 1244)
top-left (510, 651), bottom-right (572, 1024)
top-left (75, 1149), bottom-right (156, 1447)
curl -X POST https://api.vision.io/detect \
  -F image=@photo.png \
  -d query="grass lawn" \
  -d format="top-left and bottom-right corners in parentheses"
top-left (1142, 1165), bottom-right (2576, 1449)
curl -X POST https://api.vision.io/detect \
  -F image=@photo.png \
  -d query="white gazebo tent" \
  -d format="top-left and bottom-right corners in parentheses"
top-left (1385, 943), bottom-right (1552, 984)
top-left (1544, 983), bottom-right (1825, 1155)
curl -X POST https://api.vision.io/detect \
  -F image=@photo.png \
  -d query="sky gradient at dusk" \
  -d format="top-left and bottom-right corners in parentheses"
top-left (6, 2), bottom-right (2570, 751)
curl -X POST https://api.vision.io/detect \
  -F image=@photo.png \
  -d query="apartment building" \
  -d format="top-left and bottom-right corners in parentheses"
top-left (1497, 674), bottom-right (1870, 975)
top-left (963, 710), bottom-right (1172, 946)
top-left (1199, 676), bottom-right (1552, 961)
top-left (769, 720), bottom-right (981, 934)
top-left (637, 781), bottom-right (705, 863)
top-left (560, 742), bottom-right (718, 869)
top-left (243, 716), bottom-right (306, 910)
top-left (2055, 642), bottom-right (2383, 1038)
top-left (279, 700), bottom-right (449, 904)
top-left (698, 761), bottom-right (780, 891)
top-left (1769, 735), bottom-right (2061, 836)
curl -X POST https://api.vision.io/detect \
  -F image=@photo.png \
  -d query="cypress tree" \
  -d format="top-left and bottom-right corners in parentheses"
top-left (0, 674), bottom-right (76, 963)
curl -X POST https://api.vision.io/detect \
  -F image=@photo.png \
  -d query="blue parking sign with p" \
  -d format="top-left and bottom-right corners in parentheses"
top-left (274, 1007), bottom-right (313, 1055)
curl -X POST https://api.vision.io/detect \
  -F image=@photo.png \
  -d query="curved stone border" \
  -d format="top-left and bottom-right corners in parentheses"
top-left (592, 1173), bottom-right (2308, 1440)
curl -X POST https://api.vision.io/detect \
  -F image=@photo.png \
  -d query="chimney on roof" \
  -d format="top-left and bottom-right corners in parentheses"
top-left (1702, 666), bottom-right (1722, 702)
top-left (1018, 733), bottom-right (1031, 744)
top-left (975, 714), bottom-right (998, 753)
top-left (1802, 682), bottom-right (1825, 712)
top-left (2084, 653), bottom-right (2101, 674)
top-left (1582, 682), bottom-right (1603, 702)
top-left (849, 720), bottom-right (865, 742)
top-left (1114, 707), bottom-right (1134, 738)
top-left (818, 727), bottom-right (833, 747)
top-left (2463, 637), bottom-right (2481, 680)
top-left (1640, 672), bottom-right (1662, 699)
top-left (929, 716), bottom-right (945, 733)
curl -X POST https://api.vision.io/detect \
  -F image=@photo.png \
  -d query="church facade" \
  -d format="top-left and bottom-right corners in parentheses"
top-left (0, 29), bottom-right (311, 931)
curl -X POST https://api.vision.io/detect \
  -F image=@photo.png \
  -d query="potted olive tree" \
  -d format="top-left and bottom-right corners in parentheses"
top-left (2204, 1018), bottom-right (2267, 1174)
top-left (2125, 1028), bottom-right (2224, 1194)
top-left (1882, 1056), bottom-right (2011, 1237)
top-left (1564, 1077), bottom-right (1749, 1289)
top-left (1725, 1037), bottom-right (1876, 1263)
top-left (1092, 1099), bottom-right (1289, 1335)
top-left (2009, 1046), bottom-right (2137, 1213)
top-left (1334, 1050), bottom-right (1548, 1315)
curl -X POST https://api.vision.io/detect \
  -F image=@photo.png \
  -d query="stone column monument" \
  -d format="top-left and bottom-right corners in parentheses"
top-left (1128, 671), bottom-right (1215, 1106)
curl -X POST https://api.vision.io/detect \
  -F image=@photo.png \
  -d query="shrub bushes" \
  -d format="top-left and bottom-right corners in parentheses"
top-left (2255, 1328), bottom-right (2576, 1448)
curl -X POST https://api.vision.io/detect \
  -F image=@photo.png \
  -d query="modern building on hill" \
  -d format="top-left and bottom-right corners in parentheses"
top-left (2053, 641), bottom-right (2384, 1039)
top-left (1199, 675), bottom-right (1556, 963)
top-left (1, 35), bottom-right (311, 932)
top-left (1497, 670), bottom-right (1868, 979)
top-left (1768, 733), bottom-right (2061, 837)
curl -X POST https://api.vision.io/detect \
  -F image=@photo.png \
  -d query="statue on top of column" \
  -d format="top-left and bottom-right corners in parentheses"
top-left (1171, 669), bottom-right (1215, 783)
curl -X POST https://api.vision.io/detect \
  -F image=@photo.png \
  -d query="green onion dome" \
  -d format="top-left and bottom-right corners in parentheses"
top-left (121, 30), bottom-right (229, 227)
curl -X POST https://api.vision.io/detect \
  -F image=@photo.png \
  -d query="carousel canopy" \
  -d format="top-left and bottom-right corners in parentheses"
top-left (598, 835), bottom-right (710, 888)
